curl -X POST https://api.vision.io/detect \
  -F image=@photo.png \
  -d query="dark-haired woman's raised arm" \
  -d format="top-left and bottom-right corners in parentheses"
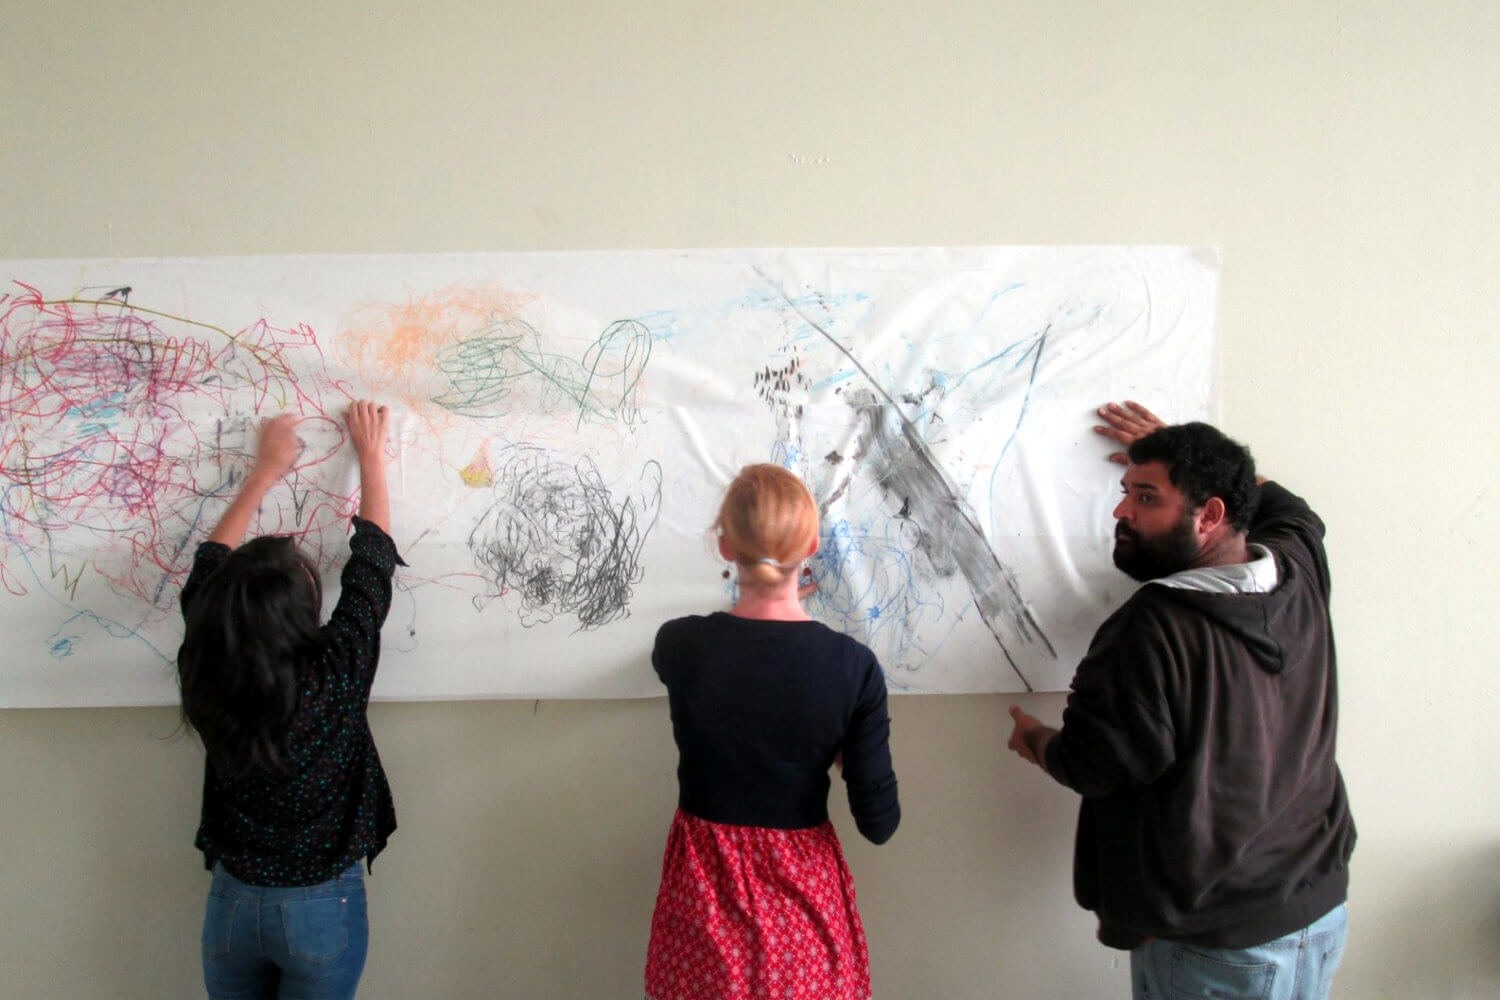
top-left (344, 401), bottom-right (390, 534)
top-left (206, 414), bottom-right (301, 547)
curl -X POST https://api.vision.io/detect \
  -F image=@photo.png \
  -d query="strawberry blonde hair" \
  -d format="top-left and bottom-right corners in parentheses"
top-left (715, 464), bottom-right (819, 588)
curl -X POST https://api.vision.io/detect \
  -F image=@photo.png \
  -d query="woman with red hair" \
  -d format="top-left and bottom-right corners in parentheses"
top-left (645, 463), bottom-right (901, 1000)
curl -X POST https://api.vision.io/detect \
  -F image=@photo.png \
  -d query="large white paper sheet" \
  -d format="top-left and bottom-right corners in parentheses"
top-left (0, 247), bottom-right (1217, 705)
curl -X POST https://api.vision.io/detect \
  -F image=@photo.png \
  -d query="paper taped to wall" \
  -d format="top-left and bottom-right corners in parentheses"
top-left (0, 247), bottom-right (1217, 705)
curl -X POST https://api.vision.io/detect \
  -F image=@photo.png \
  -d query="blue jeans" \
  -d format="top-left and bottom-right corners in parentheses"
top-left (202, 862), bottom-right (369, 1000)
top-left (1131, 904), bottom-right (1348, 1000)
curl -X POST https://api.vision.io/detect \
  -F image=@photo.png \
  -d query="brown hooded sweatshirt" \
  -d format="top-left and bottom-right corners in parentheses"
top-left (1044, 481), bottom-right (1356, 949)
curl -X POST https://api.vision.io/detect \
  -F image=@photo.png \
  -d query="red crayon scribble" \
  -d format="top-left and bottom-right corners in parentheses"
top-left (0, 283), bottom-right (355, 617)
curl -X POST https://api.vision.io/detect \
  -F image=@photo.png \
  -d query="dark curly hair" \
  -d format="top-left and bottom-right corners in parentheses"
top-left (177, 536), bottom-right (323, 777)
top-left (1128, 422), bottom-right (1260, 532)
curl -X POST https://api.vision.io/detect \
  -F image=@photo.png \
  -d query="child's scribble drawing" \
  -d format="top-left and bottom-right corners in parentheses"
top-left (0, 248), bottom-right (1218, 705)
top-left (467, 448), bottom-right (662, 630)
top-left (433, 317), bottom-right (651, 428)
top-left (0, 284), bottom-right (351, 619)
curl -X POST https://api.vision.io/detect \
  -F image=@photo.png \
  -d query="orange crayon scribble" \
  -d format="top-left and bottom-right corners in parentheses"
top-left (340, 284), bottom-right (536, 411)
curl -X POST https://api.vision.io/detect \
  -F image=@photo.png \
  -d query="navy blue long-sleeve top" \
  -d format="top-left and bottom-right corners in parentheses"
top-left (180, 517), bottom-right (402, 886)
top-left (653, 612), bottom-right (901, 844)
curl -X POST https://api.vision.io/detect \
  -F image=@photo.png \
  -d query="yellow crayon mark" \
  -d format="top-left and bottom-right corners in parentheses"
top-left (460, 446), bottom-right (494, 488)
top-left (47, 548), bottom-right (86, 602)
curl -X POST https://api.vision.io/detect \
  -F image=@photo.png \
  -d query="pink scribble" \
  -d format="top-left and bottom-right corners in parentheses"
top-left (0, 283), bottom-right (355, 615)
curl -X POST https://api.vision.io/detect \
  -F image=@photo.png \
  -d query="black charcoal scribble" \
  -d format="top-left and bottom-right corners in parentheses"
top-left (753, 354), bottom-right (811, 423)
top-left (846, 390), bottom-right (1055, 688)
top-left (468, 448), bottom-right (663, 630)
top-left (749, 265), bottom-right (1054, 690)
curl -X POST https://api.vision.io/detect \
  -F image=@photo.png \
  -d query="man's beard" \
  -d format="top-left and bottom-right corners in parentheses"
top-left (1112, 511), bottom-right (1200, 581)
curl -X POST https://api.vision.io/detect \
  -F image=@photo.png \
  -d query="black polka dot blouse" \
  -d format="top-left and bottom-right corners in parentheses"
top-left (180, 516), bottom-right (404, 887)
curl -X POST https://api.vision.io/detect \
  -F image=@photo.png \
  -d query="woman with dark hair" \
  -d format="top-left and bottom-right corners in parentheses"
top-left (178, 401), bottom-right (401, 1000)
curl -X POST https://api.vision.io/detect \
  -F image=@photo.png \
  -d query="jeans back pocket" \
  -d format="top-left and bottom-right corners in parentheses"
top-left (1169, 946), bottom-right (1277, 1000)
top-left (280, 896), bottom-right (353, 963)
top-left (201, 892), bottom-right (238, 959)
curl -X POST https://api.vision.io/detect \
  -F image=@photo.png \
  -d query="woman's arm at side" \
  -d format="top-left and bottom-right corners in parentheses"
top-left (842, 654), bottom-right (901, 844)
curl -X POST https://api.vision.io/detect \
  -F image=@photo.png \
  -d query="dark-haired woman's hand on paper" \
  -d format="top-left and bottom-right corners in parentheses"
top-left (207, 414), bottom-right (302, 546)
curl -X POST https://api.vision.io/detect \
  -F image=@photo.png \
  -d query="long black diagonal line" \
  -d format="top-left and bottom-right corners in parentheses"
top-left (750, 266), bottom-right (1053, 690)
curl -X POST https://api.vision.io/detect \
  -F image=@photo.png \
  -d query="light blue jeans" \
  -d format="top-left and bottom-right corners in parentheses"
top-left (1130, 904), bottom-right (1348, 1000)
top-left (202, 862), bottom-right (369, 1000)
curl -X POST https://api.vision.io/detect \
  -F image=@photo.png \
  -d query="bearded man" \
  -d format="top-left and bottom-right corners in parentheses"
top-left (1008, 401), bottom-right (1356, 1000)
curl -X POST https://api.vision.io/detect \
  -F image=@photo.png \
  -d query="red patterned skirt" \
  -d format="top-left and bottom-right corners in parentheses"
top-left (644, 809), bottom-right (871, 1000)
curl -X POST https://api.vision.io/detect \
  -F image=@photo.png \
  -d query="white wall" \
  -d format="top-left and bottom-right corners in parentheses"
top-left (2, 2), bottom-right (1498, 997)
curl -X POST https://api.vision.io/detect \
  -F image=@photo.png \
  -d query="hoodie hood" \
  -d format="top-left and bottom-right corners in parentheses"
top-left (1145, 549), bottom-right (1312, 675)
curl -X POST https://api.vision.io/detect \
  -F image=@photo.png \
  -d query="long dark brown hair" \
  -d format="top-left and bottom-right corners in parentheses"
top-left (177, 536), bottom-right (323, 777)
